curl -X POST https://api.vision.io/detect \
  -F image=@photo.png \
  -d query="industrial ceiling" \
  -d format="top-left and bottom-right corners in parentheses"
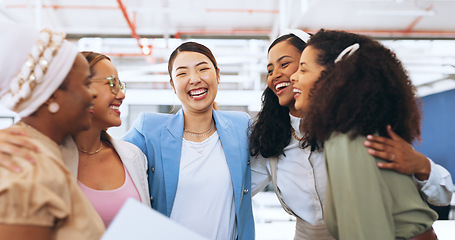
top-left (2, 0), bottom-right (455, 111)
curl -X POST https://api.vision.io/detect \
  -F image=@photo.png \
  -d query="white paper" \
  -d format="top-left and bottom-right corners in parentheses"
top-left (433, 220), bottom-right (455, 240)
top-left (101, 198), bottom-right (209, 240)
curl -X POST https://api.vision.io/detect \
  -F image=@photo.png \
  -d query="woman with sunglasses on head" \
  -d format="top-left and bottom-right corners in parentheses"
top-left (0, 23), bottom-right (104, 240)
top-left (291, 29), bottom-right (438, 239)
top-left (59, 51), bottom-right (151, 228)
top-left (249, 30), bottom-right (453, 239)
top-left (122, 41), bottom-right (254, 240)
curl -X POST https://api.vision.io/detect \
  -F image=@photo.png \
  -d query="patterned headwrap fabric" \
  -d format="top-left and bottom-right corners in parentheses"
top-left (0, 23), bottom-right (79, 117)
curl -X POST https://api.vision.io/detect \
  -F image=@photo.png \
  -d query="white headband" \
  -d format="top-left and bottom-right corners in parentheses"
top-left (279, 29), bottom-right (311, 43)
top-left (0, 23), bottom-right (78, 117)
top-left (334, 43), bottom-right (360, 63)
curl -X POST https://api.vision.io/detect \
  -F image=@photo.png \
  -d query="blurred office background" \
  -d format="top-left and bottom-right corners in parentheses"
top-left (1, 0), bottom-right (455, 238)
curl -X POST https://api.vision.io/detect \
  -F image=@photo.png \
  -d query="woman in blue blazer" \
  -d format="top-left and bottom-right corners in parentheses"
top-left (123, 42), bottom-right (254, 240)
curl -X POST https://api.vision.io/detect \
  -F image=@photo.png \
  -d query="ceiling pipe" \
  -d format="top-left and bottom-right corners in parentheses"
top-left (5, 4), bottom-right (278, 14)
top-left (5, 4), bottom-right (118, 10)
top-left (116, 0), bottom-right (138, 40)
top-left (342, 29), bottom-right (455, 38)
top-left (404, 4), bottom-right (434, 33)
top-left (174, 29), bottom-right (272, 39)
top-left (5, 4), bottom-right (455, 38)
top-left (116, 0), bottom-right (152, 55)
top-left (174, 29), bottom-right (455, 38)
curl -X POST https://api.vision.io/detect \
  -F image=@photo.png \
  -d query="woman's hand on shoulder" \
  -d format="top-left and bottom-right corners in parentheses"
top-left (0, 126), bottom-right (39, 172)
top-left (363, 125), bottom-right (431, 180)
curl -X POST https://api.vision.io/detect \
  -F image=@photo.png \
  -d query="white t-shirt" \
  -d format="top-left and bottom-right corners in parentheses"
top-left (170, 131), bottom-right (236, 240)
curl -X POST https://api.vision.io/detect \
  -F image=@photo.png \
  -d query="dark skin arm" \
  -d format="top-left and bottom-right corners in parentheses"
top-left (0, 126), bottom-right (39, 172)
top-left (364, 125), bottom-right (431, 180)
top-left (0, 123), bottom-right (434, 181)
top-left (0, 224), bottom-right (52, 240)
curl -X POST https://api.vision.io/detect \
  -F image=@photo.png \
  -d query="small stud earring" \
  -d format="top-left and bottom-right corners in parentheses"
top-left (48, 102), bottom-right (60, 113)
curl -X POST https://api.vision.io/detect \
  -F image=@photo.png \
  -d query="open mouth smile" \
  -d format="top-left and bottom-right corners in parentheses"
top-left (110, 105), bottom-right (120, 110)
top-left (293, 88), bottom-right (302, 98)
top-left (189, 88), bottom-right (208, 98)
top-left (275, 82), bottom-right (290, 92)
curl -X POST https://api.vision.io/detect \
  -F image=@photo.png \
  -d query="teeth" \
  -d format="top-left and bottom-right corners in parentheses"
top-left (110, 106), bottom-right (120, 110)
top-left (275, 82), bottom-right (290, 91)
top-left (293, 88), bottom-right (302, 94)
top-left (189, 89), bottom-right (207, 97)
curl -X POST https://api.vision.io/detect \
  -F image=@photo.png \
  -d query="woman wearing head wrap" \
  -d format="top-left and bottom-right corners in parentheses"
top-left (0, 50), bottom-right (150, 229)
top-left (292, 29), bottom-right (438, 239)
top-left (0, 23), bottom-right (104, 239)
top-left (0, 41), bottom-right (253, 238)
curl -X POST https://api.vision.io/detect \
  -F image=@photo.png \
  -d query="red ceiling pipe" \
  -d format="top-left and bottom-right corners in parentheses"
top-left (6, 4), bottom-right (278, 14)
top-left (6, 4), bottom-right (455, 38)
top-left (339, 29), bottom-right (455, 38)
top-left (6, 4), bottom-right (118, 10)
top-left (116, 0), bottom-right (152, 55)
top-left (174, 29), bottom-right (272, 38)
top-left (404, 4), bottom-right (434, 33)
top-left (175, 29), bottom-right (455, 38)
top-left (116, 0), bottom-right (139, 41)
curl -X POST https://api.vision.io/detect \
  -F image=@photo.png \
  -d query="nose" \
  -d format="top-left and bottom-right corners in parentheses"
top-left (290, 71), bottom-right (298, 83)
top-left (90, 86), bottom-right (98, 99)
top-left (116, 89), bottom-right (126, 101)
top-left (189, 72), bottom-right (202, 85)
top-left (270, 68), bottom-right (282, 81)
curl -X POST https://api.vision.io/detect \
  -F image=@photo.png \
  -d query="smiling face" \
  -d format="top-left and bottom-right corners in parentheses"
top-left (90, 59), bottom-right (125, 130)
top-left (267, 41), bottom-right (302, 111)
top-left (170, 51), bottom-right (219, 114)
top-left (291, 46), bottom-right (326, 113)
top-left (53, 53), bottom-right (97, 134)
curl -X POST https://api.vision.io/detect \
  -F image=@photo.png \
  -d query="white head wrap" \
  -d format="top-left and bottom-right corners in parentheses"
top-left (0, 23), bottom-right (79, 117)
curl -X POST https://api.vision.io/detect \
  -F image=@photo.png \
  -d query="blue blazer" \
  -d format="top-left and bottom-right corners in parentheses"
top-left (122, 109), bottom-right (255, 240)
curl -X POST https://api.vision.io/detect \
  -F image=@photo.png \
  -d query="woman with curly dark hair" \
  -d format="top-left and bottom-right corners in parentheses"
top-left (291, 29), bottom-right (439, 239)
top-left (250, 30), bottom-right (452, 239)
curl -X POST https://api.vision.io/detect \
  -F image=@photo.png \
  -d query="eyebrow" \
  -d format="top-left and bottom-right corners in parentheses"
top-left (175, 61), bottom-right (209, 71)
top-left (196, 61), bottom-right (209, 67)
top-left (175, 66), bottom-right (188, 71)
top-left (267, 55), bottom-right (293, 68)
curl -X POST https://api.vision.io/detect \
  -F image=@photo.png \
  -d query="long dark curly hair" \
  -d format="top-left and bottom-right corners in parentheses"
top-left (302, 29), bottom-right (421, 144)
top-left (249, 34), bottom-right (306, 158)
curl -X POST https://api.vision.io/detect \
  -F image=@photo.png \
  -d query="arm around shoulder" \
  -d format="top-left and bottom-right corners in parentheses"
top-left (0, 225), bottom-right (52, 240)
top-left (250, 155), bottom-right (272, 196)
top-left (414, 158), bottom-right (454, 206)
